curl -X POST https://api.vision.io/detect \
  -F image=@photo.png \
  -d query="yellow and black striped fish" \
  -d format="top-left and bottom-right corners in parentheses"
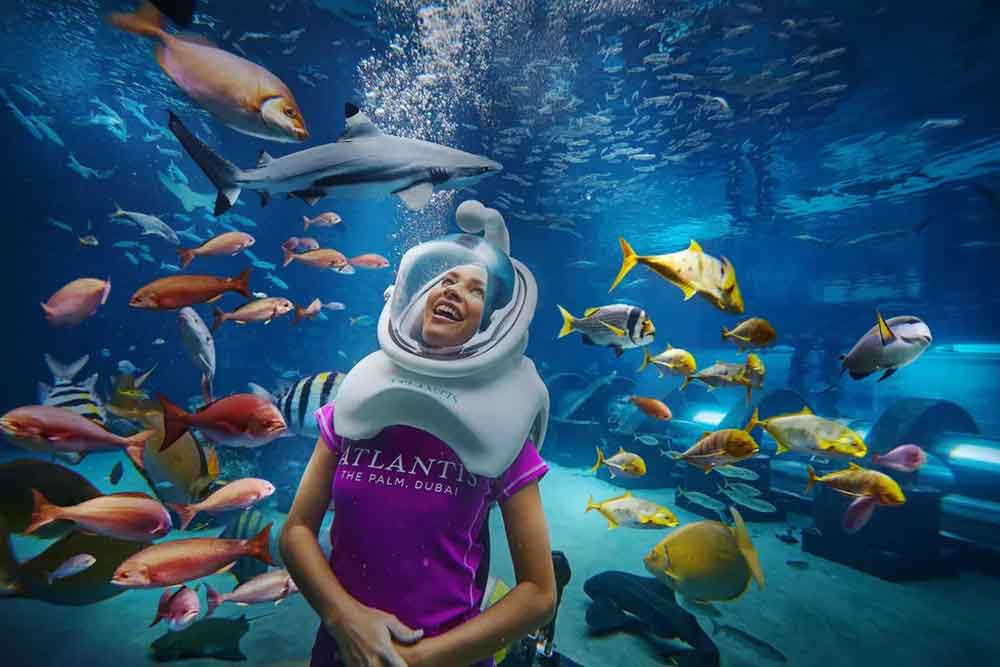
top-left (37, 354), bottom-right (106, 425)
top-left (249, 371), bottom-right (345, 438)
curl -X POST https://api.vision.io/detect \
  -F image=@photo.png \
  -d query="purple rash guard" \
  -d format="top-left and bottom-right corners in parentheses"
top-left (310, 403), bottom-right (548, 667)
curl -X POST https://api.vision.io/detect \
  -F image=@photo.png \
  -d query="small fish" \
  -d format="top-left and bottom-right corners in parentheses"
top-left (125, 251), bottom-right (139, 265)
top-left (349, 315), bottom-right (374, 327)
top-left (713, 465), bottom-right (759, 481)
top-left (722, 317), bottom-right (777, 353)
top-left (805, 463), bottom-right (906, 533)
top-left (590, 446), bottom-right (646, 478)
top-left (265, 272), bottom-right (289, 290)
top-left (557, 303), bottom-right (655, 358)
top-left (634, 434), bottom-right (659, 447)
top-left (322, 301), bottom-right (346, 311)
top-left (303, 212), bottom-right (341, 230)
top-left (725, 481), bottom-right (762, 497)
top-left (46, 553), bottom-right (97, 585)
top-left (150, 584), bottom-right (201, 632)
top-left (109, 461), bottom-right (124, 485)
top-left (48, 218), bottom-right (74, 233)
top-left (872, 444), bottom-right (927, 473)
top-left (79, 235), bottom-right (99, 247)
top-left (719, 489), bottom-right (777, 514)
top-left (747, 407), bottom-right (867, 459)
top-left (212, 297), bottom-right (295, 331)
top-left (638, 344), bottom-right (697, 378)
top-left (630, 395), bottom-right (671, 420)
top-left (676, 487), bottom-right (727, 513)
top-left (585, 491), bottom-right (678, 530)
top-left (152, 338), bottom-right (166, 345)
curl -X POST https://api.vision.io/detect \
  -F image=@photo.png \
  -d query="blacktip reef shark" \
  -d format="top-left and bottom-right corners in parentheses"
top-left (168, 103), bottom-right (503, 215)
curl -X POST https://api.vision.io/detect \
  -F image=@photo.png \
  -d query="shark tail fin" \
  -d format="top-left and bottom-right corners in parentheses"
top-left (167, 111), bottom-right (242, 216)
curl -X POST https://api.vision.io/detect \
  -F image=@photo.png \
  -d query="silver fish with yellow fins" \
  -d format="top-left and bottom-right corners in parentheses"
top-left (644, 507), bottom-right (764, 604)
top-left (611, 238), bottom-right (744, 314)
top-left (585, 491), bottom-right (678, 530)
top-left (747, 407), bottom-right (867, 459)
top-left (638, 344), bottom-right (697, 378)
top-left (557, 304), bottom-right (655, 357)
top-left (590, 447), bottom-right (647, 478)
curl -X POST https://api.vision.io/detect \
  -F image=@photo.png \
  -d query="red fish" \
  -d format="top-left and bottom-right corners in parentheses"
top-left (112, 524), bottom-right (274, 588)
top-left (872, 444), bottom-right (927, 473)
top-left (130, 268), bottom-right (251, 310)
top-left (26, 489), bottom-right (171, 542)
top-left (41, 277), bottom-right (111, 327)
top-left (630, 396), bottom-right (672, 421)
top-left (169, 477), bottom-right (275, 530)
top-left (158, 393), bottom-right (287, 451)
top-left (0, 405), bottom-right (153, 469)
top-left (150, 584), bottom-right (201, 631)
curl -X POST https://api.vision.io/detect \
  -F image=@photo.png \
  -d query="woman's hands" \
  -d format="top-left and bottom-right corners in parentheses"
top-left (325, 601), bottom-right (424, 667)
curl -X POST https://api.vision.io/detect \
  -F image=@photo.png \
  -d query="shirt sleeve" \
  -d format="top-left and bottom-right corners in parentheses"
top-left (494, 440), bottom-right (548, 504)
top-left (314, 403), bottom-right (342, 456)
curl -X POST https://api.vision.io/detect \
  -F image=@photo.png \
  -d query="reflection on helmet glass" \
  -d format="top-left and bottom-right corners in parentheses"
top-left (389, 234), bottom-right (522, 360)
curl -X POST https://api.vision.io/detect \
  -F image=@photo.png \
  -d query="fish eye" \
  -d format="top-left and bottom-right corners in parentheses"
top-left (283, 107), bottom-right (296, 117)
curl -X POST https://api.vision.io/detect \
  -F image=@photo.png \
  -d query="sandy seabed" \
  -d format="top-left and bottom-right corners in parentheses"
top-left (3, 462), bottom-right (1000, 667)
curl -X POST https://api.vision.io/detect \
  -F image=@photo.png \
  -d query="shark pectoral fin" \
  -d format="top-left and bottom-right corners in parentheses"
top-left (395, 182), bottom-right (435, 211)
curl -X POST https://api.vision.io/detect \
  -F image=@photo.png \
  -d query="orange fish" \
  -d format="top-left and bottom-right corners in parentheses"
top-left (177, 232), bottom-right (255, 269)
top-left (107, 3), bottom-right (308, 142)
top-left (112, 524), bottom-right (274, 588)
top-left (211, 297), bottom-right (294, 331)
top-left (281, 247), bottom-right (350, 271)
top-left (294, 298), bottom-right (322, 325)
top-left (630, 396), bottom-right (672, 421)
top-left (129, 268), bottom-right (251, 310)
top-left (349, 253), bottom-right (390, 269)
top-left (26, 489), bottom-right (171, 542)
top-left (158, 393), bottom-right (287, 451)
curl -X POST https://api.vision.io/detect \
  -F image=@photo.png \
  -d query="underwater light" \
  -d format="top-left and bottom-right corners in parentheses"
top-left (691, 409), bottom-right (726, 427)
top-left (950, 343), bottom-right (1000, 355)
top-left (948, 444), bottom-right (1000, 466)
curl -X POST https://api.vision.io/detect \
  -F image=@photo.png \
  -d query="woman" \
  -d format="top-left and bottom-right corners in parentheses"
top-left (281, 202), bottom-right (555, 667)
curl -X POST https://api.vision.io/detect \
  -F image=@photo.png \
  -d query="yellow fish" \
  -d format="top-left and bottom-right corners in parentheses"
top-left (805, 463), bottom-right (905, 533)
top-left (668, 415), bottom-right (760, 473)
top-left (644, 507), bottom-right (764, 604)
top-left (585, 491), bottom-right (679, 529)
top-left (638, 344), bottom-right (697, 378)
top-left (590, 446), bottom-right (646, 478)
top-left (610, 238), bottom-right (744, 314)
top-left (747, 407), bottom-right (867, 458)
top-left (721, 317), bottom-right (777, 353)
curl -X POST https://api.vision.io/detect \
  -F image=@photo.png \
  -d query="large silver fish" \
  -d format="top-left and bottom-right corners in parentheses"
top-left (168, 104), bottom-right (502, 215)
top-left (556, 303), bottom-right (655, 357)
top-left (249, 371), bottom-right (345, 439)
top-left (178, 307), bottom-right (215, 403)
top-left (841, 311), bottom-right (932, 382)
top-left (38, 354), bottom-right (105, 426)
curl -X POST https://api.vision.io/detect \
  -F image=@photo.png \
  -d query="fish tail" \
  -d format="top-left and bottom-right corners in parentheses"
top-left (588, 447), bottom-right (605, 474)
top-left (721, 326), bottom-right (730, 341)
top-left (169, 503), bottom-right (198, 531)
top-left (609, 237), bottom-right (638, 292)
top-left (281, 246), bottom-right (296, 268)
top-left (201, 372), bottom-right (214, 404)
top-left (744, 407), bottom-right (760, 433)
top-left (123, 429), bottom-right (155, 470)
top-left (638, 347), bottom-right (651, 372)
top-left (556, 305), bottom-right (576, 338)
top-left (177, 247), bottom-right (195, 270)
top-left (211, 306), bottom-right (227, 333)
top-left (105, 2), bottom-right (165, 41)
top-left (246, 523), bottom-right (275, 566)
top-left (25, 489), bottom-right (61, 535)
top-left (680, 376), bottom-right (691, 391)
top-left (585, 495), bottom-right (596, 513)
top-left (804, 466), bottom-right (818, 495)
top-left (232, 267), bottom-right (252, 298)
top-left (205, 583), bottom-right (222, 617)
top-left (157, 394), bottom-right (190, 452)
top-left (302, 216), bottom-right (311, 231)
top-left (293, 304), bottom-right (304, 326)
top-left (167, 111), bottom-right (243, 216)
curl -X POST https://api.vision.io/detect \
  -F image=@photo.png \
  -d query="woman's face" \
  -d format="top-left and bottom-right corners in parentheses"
top-left (422, 265), bottom-right (486, 348)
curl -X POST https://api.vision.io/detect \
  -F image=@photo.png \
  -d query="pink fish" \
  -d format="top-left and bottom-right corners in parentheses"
top-left (177, 231), bottom-right (255, 269)
top-left (205, 568), bottom-right (298, 616)
top-left (349, 253), bottom-right (390, 269)
top-left (0, 405), bottom-right (153, 468)
top-left (26, 489), bottom-right (171, 542)
top-left (112, 524), bottom-right (274, 588)
top-left (842, 496), bottom-right (878, 534)
top-left (150, 585), bottom-right (201, 631)
top-left (169, 478), bottom-right (275, 530)
top-left (281, 247), bottom-right (350, 271)
top-left (303, 212), bottom-right (341, 230)
top-left (158, 393), bottom-right (287, 450)
top-left (293, 298), bottom-right (322, 325)
top-left (282, 236), bottom-right (319, 252)
top-left (41, 277), bottom-right (111, 327)
top-left (872, 444), bottom-right (927, 473)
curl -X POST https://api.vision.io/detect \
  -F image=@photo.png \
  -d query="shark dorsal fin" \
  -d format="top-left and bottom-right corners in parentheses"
top-left (257, 151), bottom-right (273, 168)
top-left (339, 103), bottom-right (383, 141)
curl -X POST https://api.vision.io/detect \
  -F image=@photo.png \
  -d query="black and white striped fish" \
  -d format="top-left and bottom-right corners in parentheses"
top-left (249, 371), bottom-right (345, 438)
top-left (37, 354), bottom-right (106, 425)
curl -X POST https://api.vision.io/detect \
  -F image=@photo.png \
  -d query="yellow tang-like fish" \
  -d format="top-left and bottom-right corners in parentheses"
top-left (590, 447), bottom-right (647, 478)
top-left (610, 238), bottom-right (744, 314)
top-left (638, 344), bottom-right (697, 378)
top-left (644, 507), bottom-right (764, 604)
top-left (747, 406), bottom-right (867, 458)
top-left (585, 491), bottom-right (679, 529)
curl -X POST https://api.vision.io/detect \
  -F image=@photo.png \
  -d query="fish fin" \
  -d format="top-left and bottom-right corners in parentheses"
top-left (105, 2), bottom-right (166, 40)
top-left (556, 305), bottom-right (576, 338)
top-left (583, 307), bottom-right (599, 317)
top-left (177, 247), bottom-right (195, 269)
top-left (45, 353), bottom-right (89, 381)
top-left (215, 561), bottom-right (237, 575)
top-left (849, 369), bottom-right (874, 380)
top-left (638, 347), bottom-right (651, 372)
top-left (800, 406), bottom-right (813, 415)
top-left (166, 111), bottom-right (242, 216)
top-left (775, 440), bottom-right (791, 455)
top-left (680, 376), bottom-right (690, 391)
top-left (281, 246), bottom-right (296, 268)
top-left (804, 466), bottom-right (818, 494)
top-left (339, 103), bottom-right (384, 140)
top-left (394, 182), bottom-right (434, 211)
top-left (157, 394), bottom-right (190, 451)
top-left (211, 306), bottom-right (227, 332)
top-left (256, 151), bottom-right (273, 168)
top-left (123, 430), bottom-right (154, 470)
top-left (878, 368), bottom-right (897, 382)
top-left (848, 462), bottom-right (862, 470)
top-left (687, 239), bottom-right (703, 254)
top-left (598, 321), bottom-right (626, 337)
top-left (609, 237), bottom-right (638, 292)
top-left (589, 447), bottom-right (605, 474)
top-left (247, 382), bottom-right (276, 403)
top-left (678, 281), bottom-right (697, 301)
top-left (605, 515), bottom-right (618, 530)
top-left (613, 346), bottom-right (623, 358)
top-left (24, 489), bottom-right (60, 535)
top-left (731, 507), bottom-right (765, 589)
top-left (205, 583), bottom-right (221, 617)
top-left (585, 496), bottom-right (596, 513)
top-left (169, 503), bottom-right (198, 531)
top-left (842, 496), bottom-right (877, 534)
top-left (876, 310), bottom-right (896, 345)
top-left (232, 267), bottom-right (252, 298)
top-left (201, 372), bottom-right (214, 404)
top-left (247, 523), bottom-right (275, 566)
top-left (744, 408), bottom-right (760, 433)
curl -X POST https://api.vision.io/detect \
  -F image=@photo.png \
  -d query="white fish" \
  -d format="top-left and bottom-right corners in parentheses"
top-left (110, 203), bottom-right (180, 244)
top-left (46, 553), bottom-right (97, 584)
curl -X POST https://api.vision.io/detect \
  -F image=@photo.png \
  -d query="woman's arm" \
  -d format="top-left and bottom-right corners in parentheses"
top-left (397, 480), bottom-right (557, 667)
